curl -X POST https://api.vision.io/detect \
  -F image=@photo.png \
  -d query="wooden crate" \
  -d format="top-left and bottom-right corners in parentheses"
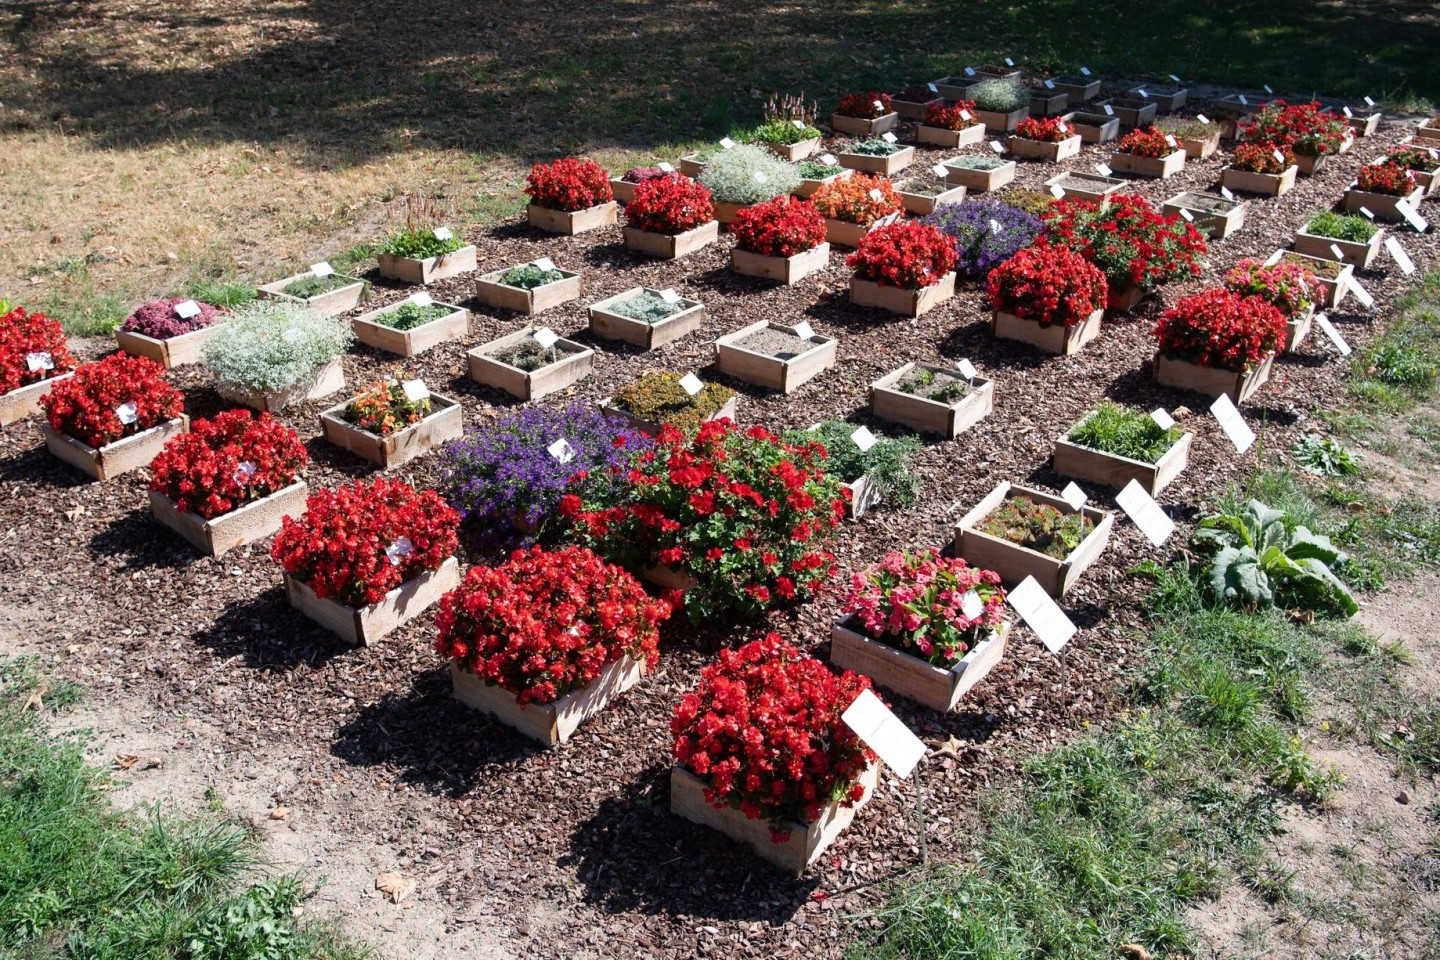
top-left (830, 112), bottom-right (899, 137)
top-left (825, 212), bottom-right (900, 249)
top-left (115, 324), bottom-right (223, 369)
top-left (870, 363), bottom-right (994, 437)
top-left (1053, 422), bottom-right (1193, 495)
top-left (376, 245), bottom-right (477, 285)
top-left (830, 617), bottom-right (1009, 712)
top-left (1342, 184), bottom-right (1427, 222)
top-left (714, 321), bottom-right (837, 394)
top-left (850, 273), bottom-right (957, 318)
top-left (40, 416), bottom-right (188, 482)
top-left (1221, 165), bottom-right (1298, 197)
top-left (258, 273), bottom-right (367, 318)
top-left (1044, 171), bottom-right (1124, 206)
top-left (954, 481), bottom-right (1115, 596)
top-left (1063, 112), bottom-right (1121, 144)
top-left (285, 557), bottom-right (461, 647)
top-left (599, 394), bottom-right (737, 437)
top-left (1108, 149), bottom-right (1185, 179)
top-left (943, 161), bottom-right (1016, 192)
top-left (1292, 227), bottom-right (1384, 269)
top-left (1152, 351), bottom-right (1274, 404)
top-left (587, 287), bottom-right (706, 349)
top-left (730, 243), bottom-right (832, 285)
top-left (991, 309), bottom-right (1103, 356)
top-left (1159, 192), bottom-right (1247, 239)
top-left (0, 372), bottom-right (74, 426)
top-left (215, 357), bottom-right (345, 413)
top-left (451, 655), bottom-right (646, 746)
top-left (915, 123), bottom-right (986, 149)
top-left (467, 330), bottom-right (594, 402)
top-left (473, 268), bottom-right (582, 315)
top-left (836, 146), bottom-right (915, 177)
top-left (622, 221), bottom-right (720, 259)
top-left (526, 202), bottom-right (619, 236)
top-left (1126, 85), bottom-right (1187, 111)
top-left (319, 394), bottom-right (464, 469)
top-left (896, 183), bottom-right (967, 216)
top-left (762, 138), bottom-right (821, 162)
top-left (351, 301), bottom-right (469, 357)
top-left (975, 106), bottom-right (1029, 133)
top-left (1263, 250), bottom-right (1353, 309)
top-left (150, 481), bottom-right (309, 557)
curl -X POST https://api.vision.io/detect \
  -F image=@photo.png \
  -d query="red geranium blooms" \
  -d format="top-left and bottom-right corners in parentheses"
top-left (1014, 116), bottom-right (1072, 143)
top-left (1355, 162), bottom-right (1416, 196)
top-left (524, 157), bottom-right (614, 212)
top-left (730, 195), bottom-right (827, 258)
top-left (1115, 125), bottom-right (1179, 158)
top-left (1239, 100), bottom-right (1350, 157)
top-left (1041, 193), bottom-right (1206, 300)
top-left (272, 477), bottom-right (459, 608)
top-left (985, 244), bottom-right (1107, 328)
top-left (434, 545), bottom-right (668, 705)
top-left (847, 221), bottom-right (957, 290)
top-left (624, 175), bottom-right (714, 235)
top-left (150, 409), bottom-right (308, 519)
top-left (835, 92), bottom-right (892, 119)
top-left (672, 633), bottom-right (877, 840)
top-left (923, 100), bottom-right (980, 130)
top-left (1231, 140), bottom-right (1295, 174)
top-left (1153, 289), bottom-right (1287, 372)
top-left (0, 305), bottom-right (75, 395)
top-left (39, 353), bottom-right (183, 448)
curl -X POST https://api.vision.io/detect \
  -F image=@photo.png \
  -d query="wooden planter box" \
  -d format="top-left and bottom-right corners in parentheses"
top-left (870, 363), bottom-right (994, 437)
top-left (944, 161), bottom-right (1016, 192)
top-left (1175, 131), bottom-right (1221, 159)
top-left (830, 617), bottom-right (1009, 712)
top-left (1346, 111), bottom-right (1383, 137)
top-left (216, 357), bottom-right (345, 413)
top-left (1418, 116), bottom-right (1440, 138)
top-left (954, 481), bottom-right (1114, 596)
top-left (714, 321), bottom-right (837, 394)
top-left (1213, 95), bottom-right (1266, 119)
top-left (1094, 98), bottom-right (1157, 127)
top-left (916, 123), bottom-right (986, 149)
top-left (892, 96), bottom-right (943, 120)
top-left (825, 212), bottom-right (901, 248)
top-left (622, 221), bottom-right (719, 259)
top-left (1342, 184), bottom-right (1426, 222)
top-left (896, 183), bottom-right (967, 216)
top-left (1264, 250), bottom-right (1353, 308)
top-left (850, 273), bottom-right (957, 319)
top-left (467, 330), bottom-right (594, 402)
top-left (731, 243), bottom-right (831, 285)
top-left (1127, 86), bottom-right (1187, 111)
top-left (670, 762), bottom-right (877, 876)
top-left (1414, 168), bottom-right (1438, 196)
top-left (0, 372), bottom-right (73, 427)
top-left (451, 655), bottom-right (646, 746)
top-left (1221, 165), bottom-right (1298, 197)
top-left (1029, 91), bottom-right (1070, 117)
top-left (599, 393), bottom-right (737, 437)
top-left (712, 201), bottom-right (750, 226)
top-left (588, 287), bottom-right (706, 348)
top-left (1153, 352), bottom-right (1273, 404)
top-left (830, 112), bottom-right (899, 137)
top-left (286, 556), bottom-right (461, 647)
top-left (150, 480), bottom-right (308, 557)
top-left (376, 245), bottom-right (477, 285)
top-left (932, 77), bottom-right (978, 101)
top-left (677, 154), bottom-right (706, 177)
top-left (991, 309), bottom-right (1102, 356)
top-left (1054, 422), bottom-right (1193, 495)
top-left (527, 201), bottom-right (619, 236)
top-left (115, 324), bottom-right (223, 369)
top-left (1052, 77), bottom-right (1101, 103)
top-left (976, 107), bottom-right (1029, 133)
top-left (793, 168), bottom-right (852, 199)
top-left (1045, 172), bottom-right (1124, 206)
top-left (473, 268), bottom-right (582, 315)
top-left (1109, 149), bottom-right (1185, 179)
top-left (1109, 285), bottom-right (1148, 313)
top-left (259, 273), bottom-right (366, 318)
top-left (1007, 134), bottom-right (1082, 163)
top-left (836, 146), bottom-right (915, 177)
top-left (320, 394), bottom-right (463, 469)
top-left (1161, 192), bottom-right (1247, 239)
top-left (1293, 153), bottom-right (1327, 177)
top-left (1293, 227), bottom-right (1384, 269)
top-left (40, 416), bottom-right (187, 482)
top-left (1285, 307), bottom-right (1314, 352)
top-left (609, 178), bottom-right (638, 204)
top-left (762, 138), bottom-right (821, 162)
top-left (1063, 112), bottom-right (1121, 144)
top-left (351, 301), bottom-right (469, 357)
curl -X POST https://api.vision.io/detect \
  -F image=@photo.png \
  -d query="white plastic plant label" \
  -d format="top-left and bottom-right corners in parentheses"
top-left (1116, 480), bottom-right (1175, 547)
top-left (1343, 106), bottom-right (1354, 118)
top-left (1044, 79), bottom-right (1056, 90)
top-left (1050, 184), bottom-right (1065, 199)
top-left (678, 372), bottom-right (704, 396)
top-left (960, 588), bottom-right (984, 620)
top-left (401, 379), bottom-right (430, 402)
top-left (1137, 88), bottom-right (1150, 99)
top-left (869, 187), bottom-right (884, 202)
top-left (1364, 95), bottom-right (1376, 107)
top-left (1272, 147), bottom-right (1286, 164)
top-left (26, 351), bottom-right (53, 371)
top-left (719, 137), bottom-right (736, 149)
top-left (1385, 237), bottom-right (1417, 275)
top-left (1238, 94), bottom-right (1249, 105)
top-left (793, 321), bottom-right (816, 341)
top-left (1263, 84), bottom-right (1274, 94)
top-left (532, 327), bottom-right (560, 349)
top-left (1178, 208), bottom-right (1194, 222)
top-left (872, 99), bottom-right (885, 112)
top-left (1210, 394), bottom-right (1256, 453)
top-left (309, 261), bottom-right (333, 277)
top-left (1095, 163), bottom-right (1112, 177)
top-left (989, 140), bottom-right (1005, 154)
top-left (1396, 200), bottom-right (1430, 233)
top-left (1164, 134), bottom-right (1178, 147)
top-left (1314, 312), bottom-right (1352, 356)
top-left (1102, 104), bottom-right (1114, 116)
top-left (657, 161), bottom-right (675, 173)
top-left (792, 119), bottom-right (806, 129)
top-left (956, 358), bottom-right (977, 381)
top-left (433, 226), bottom-right (453, 241)
top-left (234, 460), bottom-right (257, 482)
top-left (384, 536), bottom-right (414, 566)
top-left (850, 425), bottom-right (877, 451)
top-left (531, 256), bottom-right (556, 272)
top-left (1169, 74), bottom-right (1182, 84)
top-left (1004, 57), bottom-right (1015, 67)
top-left (1150, 408), bottom-right (1176, 430)
top-left (547, 438), bottom-right (574, 464)
top-left (115, 402), bottom-right (138, 426)
top-left (820, 153), bottom-right (837, 166)
top-left (959, 109), bottom-right (972, 121)
top-left (1344, 273), bottom-right (1375, 308)
top-left (1221, 186), bottom-right (1236, 201)
top-left (1007, 576), bottom-right (1077, 653)
top-left (989, 218), bottom-right (1003, 234)
top-left (658, 288), bottom-right (682, 304)
top-left (409, 291), bottom-right (434, 308)
top-left (1330, 243), bottom-right (1347, 260)
top-left (753, 170), bottom-right (769, 183)
top-left (881, 131), bottom-right (898, 144)
top-left (841, 689), bottom-right (925, 779)
top-left (1060, 482), bottom-right (1087, 512)
top-left (1196, 113), bottom-right (1210, 124)
top-left (1358, 206), bottom-right (1374, 219)
top-left (927, 82), bottom-right (939, 92)
top-left (932, 163), bottom-right (949, 178)
top-left (964, 66), bottom-right (976, 76)
top-left (173, 299), bottom-right (201, 319)
top-left (1079, 66), bottom-right (1092, 76)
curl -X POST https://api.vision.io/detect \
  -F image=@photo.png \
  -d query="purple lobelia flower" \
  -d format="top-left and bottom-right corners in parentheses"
top-left (436, 402), bottom-right (647, 546)
top-left (920, 198), bottom-right (1042, 279)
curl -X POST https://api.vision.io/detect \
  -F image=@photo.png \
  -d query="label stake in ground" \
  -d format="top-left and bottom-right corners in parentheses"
top-left (843, 689), bottom-right (925, 778)
top-left (1385, 237), bottom-right (1416, 275)
top-left (1396, 200), bottom-right (1430, 234)
top-left (409, 291), bottom-right (434, 308)
top-left (1060, 482), bottom-right (1087, 512)
top-left (820, 153), bottom-right (837, 166)
top-left (793, 321), bottom-right (815, 341)
top-left (657, 161), bottom-right (675, 173)
top-left (1007, 576), bottom-right (1077, 653)
top-left (1095, 162), bottom-right (1112, 177)
top-left (932, 163), bottom-right (949, 178)
top-left (678, 372), bottom-right (704, 396)
top-left (310, 261), bottom-right (334, 277)
top-left (433, 226), bottom-right (453, 241)
top-left (115, 402), bottom-right (138, 426)
top-left (1344, 274), bottom-right (1375, 309)
top-left (174, 299), bottom-right (201, 319)
top-left (956, 358), bottom-right (977, 382)
top-left (402, 379), bottom-right (430, 402)
top-left (547, 437), bottom-right (574, 464)
top-left (960, 588), bottom-right (984, 620)
top-left (719, 137), bottom-right (735, 149)
top-left (658, 288), bottom-right (682, 304)
top-left (1210, 394), bottom-right (1256, 453)
top-left (25, 351), bottom-right (52, 371)
top-left (384, 536), bottom-right (413, 566)
top-left (531, 256), bottom-right (556, 272)
top-left (989, 140), bottom-right (1004, 154)
top-left (850, 425), bottom-right (876, 451)
top-left (1314, 312), bottom-right (1352, 356)
top-left (1150, 407), bottom-right (1176, 430)
top-left (532, 327), bottom-right (560, 349)
top-left (1116, 480), bottom-right (1175, 546)
top-left (1221, 186), bottom-right (1235, 200)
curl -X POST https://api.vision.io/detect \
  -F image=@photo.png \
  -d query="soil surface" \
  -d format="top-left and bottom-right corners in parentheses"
top-left (3, 96), bottom-right (1438, 959)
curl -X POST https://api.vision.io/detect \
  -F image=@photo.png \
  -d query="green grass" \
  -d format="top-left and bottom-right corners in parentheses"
top-left (1348, 271), bottom-right (1440, 414)
top-left (0, 658), bottom-right (370, 960)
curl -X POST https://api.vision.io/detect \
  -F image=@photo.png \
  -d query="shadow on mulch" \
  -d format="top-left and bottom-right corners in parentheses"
top-left (88, 507), bottom-right (204, 571)
top-left (0, 441), bottom-right (91, 488)
top-left (190, 584), bottom-right (353, 671)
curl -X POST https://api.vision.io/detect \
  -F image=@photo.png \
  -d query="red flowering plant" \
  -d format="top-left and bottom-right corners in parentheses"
top-left (150, 409), bottom-right (307, 519)
top-left (1153, 289), bottom-right (1287, 372)
top-left (560, 419), bottom-right (847, 622)
top-left (1014, 116), bottom-right (1072, 143)
top-left (841, 548), bottom-right (1006, 667)
top-left (984, 244), bottom-right (1107, 328)
top-left (835, 92), bottom-right (892, 119)
top-left (811, 173), bottom-right (902, 225)
top-left (0, 305), bottom-right (75, 395)
top-left (1355, 162), bottom-right (1416, 196)
top-left (729, 195), bottom-right (827, 258)
top-left (272, 477), bottom-right (459, 608)
top-left (671, 633), bottom-right (877, 838)
top-left (1239, 100), bottom-right (1350, 157)
top-left (1231, 140), bottom-right (1295, 174)
top-left (847, 221), bottom-right (957, 290)
top-left (1115, 124), bottom-right (1179, 158)
top-left (1041, 193), bottom-right (1206, 300)
top-left (39, 354), bottom-right (183, 449)
top-left (122, 298), bottom-right (222, 340)
top-left (1385, 147), bottom-right (1440, 174)
top-left (434, 545), bottom-right (668, 705)
top-left (624, 175), bottom-right (714, 235)
top-left (524, 157), bottom-right (614, 212)
top-left (923, 100), bottom-right (980, 130)
top-left (1222, 258), bottom-right (1316, 321)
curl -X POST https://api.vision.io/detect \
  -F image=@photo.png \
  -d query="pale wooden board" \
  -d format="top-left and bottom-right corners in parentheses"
top-left (40, 416), bottom-right (187, 482)
top-left (285, 557), bottom-right (460, 646)
top-left (150, 481), bottom-right (309, 557)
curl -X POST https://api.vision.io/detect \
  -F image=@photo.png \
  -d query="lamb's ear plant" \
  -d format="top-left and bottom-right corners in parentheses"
top-left (697, 144), bottom-right (801, 204)
top-left (970, 77), bottom-right (1028, 113)
top-left (204, 301), bottom-right (353, 392)
top-left (379, 193), bottom-right (464, 260)
top-left (1292, 434), bottom-right (1360, 476)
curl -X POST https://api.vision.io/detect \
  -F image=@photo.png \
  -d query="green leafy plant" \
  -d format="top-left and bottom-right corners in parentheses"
top-left (374, 301), bottom-right (451, 331)
top-left (605, 291), bottom-right (688, 323)
top-left (1002, 188), bottom-right (1056, 217)
top-left (797, 160), bottom-right (845, 180)
top-left (1292, 434), bottom-right (1359, 476)
top-left (977, 495), bottom-right (1092, 559)
top-left (748, 92), bottom-right (821, 144)
top-left (379, 193), bottom-right (464, 260)
top-left (1192, 499), bottom-right (1358, 616)
top-left (896, 366), bottom-right (972, 403)
top-left (1304, 210), bottom-right (1380, 244)
top-left (1065, 402), bottom-right (1181, 464)
top-left (845, 138), bottom-right (901, 157)
top-left (611, 370), bottom-right (735, 433)
top-left (184, 279), bottom-right (258, 310)
top-left (1370, 340), bottom-right (1437, 389)
top-left (783, 420), bottom-right (923, 507)
top-left (280, 273), bottom-right (357, 298)
top-left (203, 301), bottom-right (352, 393)
top-left (970, 77), bottom-right (1028, 113)
top-left (946, 155), bottom-right (1005, 171)
top-left (499, 264), bottom-right (563, 289)
top-left (697, 144), bottom-right (800, 204)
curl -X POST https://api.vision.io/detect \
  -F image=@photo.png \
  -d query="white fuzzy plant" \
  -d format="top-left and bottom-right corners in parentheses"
top-left (203, 300), bottom-right (352, 392)
top-left (698, 144), bottom-right (801, 204)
